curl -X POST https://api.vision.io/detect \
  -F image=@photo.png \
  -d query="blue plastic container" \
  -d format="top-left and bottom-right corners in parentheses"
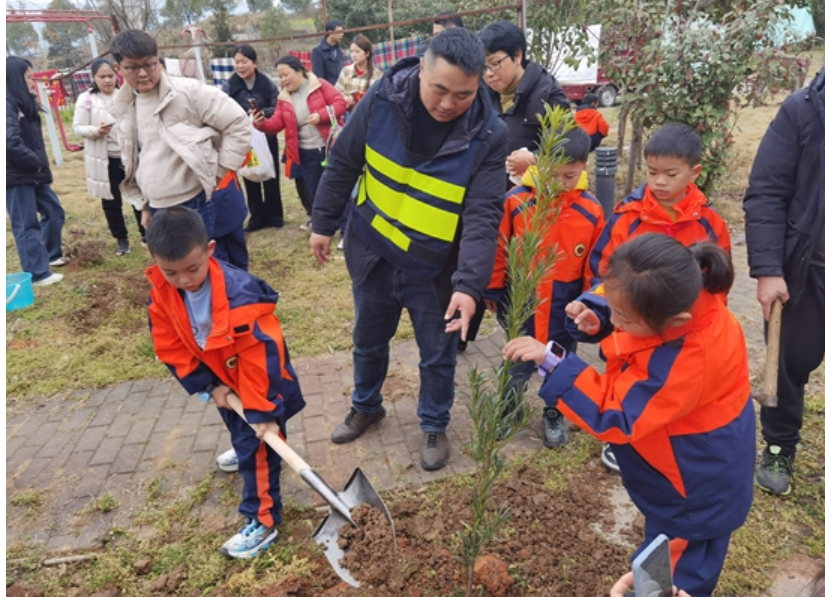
top-left (6, 272), bottom-right (35, 312)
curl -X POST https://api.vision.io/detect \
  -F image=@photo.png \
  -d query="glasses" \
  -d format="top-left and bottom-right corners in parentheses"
top-left (484, 55), bottom-right (511, 73)
top-left (120, 61), bottom-right (159, 75)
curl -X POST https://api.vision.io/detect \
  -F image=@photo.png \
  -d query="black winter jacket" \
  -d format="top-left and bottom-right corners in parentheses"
top-left (222, 71), bottom-right (278, 117)
top-left (744, 69), bottom-right (825, 308)
top-left (311, 37), bottom-right (345, 86)
top-left (311, 56), bottom-right (509, 305)
top-left (6, 98), bottom-right (53, 188)
top-left (485, 60), bottom-right (569, 156)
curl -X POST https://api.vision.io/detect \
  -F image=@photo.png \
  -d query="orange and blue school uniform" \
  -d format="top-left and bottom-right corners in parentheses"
top-left (574, 105), bottom-right (610, 151)
top-left (485, 170), bottom-right (605, 351)
top-left (147, 257), bottom-right (305, 528)
top-left (539, 289), bottom-right (755, 597)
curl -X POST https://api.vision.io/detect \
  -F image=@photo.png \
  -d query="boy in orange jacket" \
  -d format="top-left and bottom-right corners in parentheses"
top-left (574, 122), bottom-right (731, 471)
top-left (574, 93), bottom-right (610, 152)
top-left (145, 206), bottom-right (305, 559)
top-left (485, 126), bottom-right (605, 447)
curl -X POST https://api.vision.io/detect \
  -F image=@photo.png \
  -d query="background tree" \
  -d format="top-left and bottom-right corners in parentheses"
top-left (318, 0), bottom-right (455, 43)
top-left (246, 0), bottom-right (273, 12)
top-left (44, 0), bottom-right (89, 68)
top-left (6, 22), bottom-right (39, 56)
top-left (161, 0), bottom-right (211, 27)
top-left (210, 0), bottom-right (233, 57)
top-left (281, 0), bottom-right (313, 13)
top-left (812, 0), bottom-right (825, 38)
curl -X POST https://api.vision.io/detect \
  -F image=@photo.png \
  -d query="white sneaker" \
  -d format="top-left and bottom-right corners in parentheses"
top-left (216, 448), bottom-right (238, 472)
top-left (49, 257), bottom-right (67, 267)
top-left (337, 239), bottom-right (345, 251)
top-left (220, 519), bottom-right (278, 559)
top-left (32, 272), bottom-right (64, 286)
top-left (601, 443), bottom-right (620, 472)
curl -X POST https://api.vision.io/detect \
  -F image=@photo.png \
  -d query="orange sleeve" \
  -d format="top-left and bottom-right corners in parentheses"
top-left (488, 195), bottom-right (518, 291)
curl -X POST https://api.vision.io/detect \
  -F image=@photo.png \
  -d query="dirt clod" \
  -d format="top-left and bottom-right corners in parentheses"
top-left (474, 554), bottom-right (514, 597)
top-left (6, 582), bottom-right (45, 597)
top-left (132, 557), bottom-right (152, 575)
top-left (89, 586), bottom-right (120, 597)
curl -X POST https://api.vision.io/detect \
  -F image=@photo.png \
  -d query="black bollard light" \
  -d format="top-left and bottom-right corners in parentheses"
top-left (595, 146), bottom-right (618, 217)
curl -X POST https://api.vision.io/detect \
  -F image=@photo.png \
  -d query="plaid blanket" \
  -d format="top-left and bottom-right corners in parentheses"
top-left (73, 70), bottom-right (93, 94)
top-left (290, 36), bottom-right (421, 74)
top-left (210, 57), bottom-right (234, 87)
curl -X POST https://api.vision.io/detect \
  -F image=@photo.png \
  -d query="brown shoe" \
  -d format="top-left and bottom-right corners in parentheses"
top-left (330, 406), bottom-right (386, 444)
top-left (421, 432), bottom-right (450, 471)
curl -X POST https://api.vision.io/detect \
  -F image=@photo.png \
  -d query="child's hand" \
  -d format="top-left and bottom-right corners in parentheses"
top-left (484, 298), bottom-right (498, 313)
top-left (566, 301), bottom-right (601, 335)
top-left (251, 420), bottom-right (282, 441)
top-left (211, 385), bottom-right (232, 409)
top-left (503, 336), bottom-right (547, 366)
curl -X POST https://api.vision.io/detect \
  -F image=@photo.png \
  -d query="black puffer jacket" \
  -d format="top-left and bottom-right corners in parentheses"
top-left (485, 60), bottom-right (569, 156)
top-left (744, 69), bottom-right (825, 308)
top-left (222, 71), bottom-right (278, 117)
top-left (6, 97), bottom-right (52, 188)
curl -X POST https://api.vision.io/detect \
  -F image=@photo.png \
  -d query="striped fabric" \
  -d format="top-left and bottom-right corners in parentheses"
top-left (73, 70), bottom-right (93, 94)
top-left (210, 57), bottom-right (235, 87)
top-left (289, 36), bottom-right (421, 73)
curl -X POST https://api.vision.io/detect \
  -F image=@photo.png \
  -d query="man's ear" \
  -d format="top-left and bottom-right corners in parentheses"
top-left (668, 312), bottom-right (692, 328)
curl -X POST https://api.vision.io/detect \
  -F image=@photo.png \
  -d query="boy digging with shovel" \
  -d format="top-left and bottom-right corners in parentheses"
top-left (145, 206), bottom-right (305, 559)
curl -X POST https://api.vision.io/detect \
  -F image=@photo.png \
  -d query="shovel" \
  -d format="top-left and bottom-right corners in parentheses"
top-left (225, 393), bottom-right (394, 587)
top-left (754, 298), bottom-right (782, 408)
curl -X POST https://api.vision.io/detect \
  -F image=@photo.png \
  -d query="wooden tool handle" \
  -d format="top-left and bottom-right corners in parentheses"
top-left (225, 392), bottom-right (311, 474)
top-left (761, 299), bottom-right (783, 401)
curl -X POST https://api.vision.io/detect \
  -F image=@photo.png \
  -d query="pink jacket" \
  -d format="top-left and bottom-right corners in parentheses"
top-left (255, 72), bottom-right (345, 169)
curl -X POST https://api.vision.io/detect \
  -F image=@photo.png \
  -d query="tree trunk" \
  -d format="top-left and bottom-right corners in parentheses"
top-left (624, 118), bottom-right (643, 196)
top-left (617, 102), bottom-right (630, 159)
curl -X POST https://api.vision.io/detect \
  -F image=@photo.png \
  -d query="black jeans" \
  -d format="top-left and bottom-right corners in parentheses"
top-left (103, 157), bottom-right (145, 242)
top-left (243, 134), bottom-right (283, 229)
top-left (762, 263), bottom-right (825, 455)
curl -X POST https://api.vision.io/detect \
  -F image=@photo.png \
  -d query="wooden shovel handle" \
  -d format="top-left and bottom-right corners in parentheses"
top-left (762, 298), bottom-right (783, 400)
top-left (225, 392), bottom-right (311, 474)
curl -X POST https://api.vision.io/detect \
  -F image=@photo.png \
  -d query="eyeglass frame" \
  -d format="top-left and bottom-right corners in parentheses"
top-left (119, 60), bottom-right (160, 75)
top-left (484, 55), bottom-right (512, 74)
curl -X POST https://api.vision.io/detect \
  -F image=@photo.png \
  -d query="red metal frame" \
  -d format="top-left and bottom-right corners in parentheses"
top-left (5, 9), bottom-right (119, 34)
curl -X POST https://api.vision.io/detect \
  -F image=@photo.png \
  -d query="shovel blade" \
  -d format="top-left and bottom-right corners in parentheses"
top-left (311, 467), bottom-right (395, 588)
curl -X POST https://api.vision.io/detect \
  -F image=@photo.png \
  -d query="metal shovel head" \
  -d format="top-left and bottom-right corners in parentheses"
top-left (311, 467), bottom-right (395, 588)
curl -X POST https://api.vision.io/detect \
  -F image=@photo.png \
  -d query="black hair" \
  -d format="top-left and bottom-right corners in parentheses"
top-left (146, 206), bottom-right (209, 261)
top-left (424, 26), bottom-right (486, 78)
top-left (604, 234), bottom-right (733, 334)
top-left (644, 122), bottom-right (703, 167)
top-left (582, 92), bottom-right (599, 106)
top-left (233, 44), bottom-right (257, 63)
top-left (325, 20), bottom-right (343, 32)
top-left (478, 21), bottom-right (527, 67)
top-left (158, 56), bottom-right (166, 69)
top-left (6, 56), bottom-right (40, 119)
top-left (559, 126), bottom-right (591, 164)
top-left (434, 10), bottom-right (463, 28)
top-left (275, 55), bottom-right (308, 78)
top-left (809, 566), bottom-right (825, 597)
top-left (89, 58), bottom-right (118, 94)
top-left (351, 34), bottom-right (375, 83)
top-left (110, 29), bottom-right (158, 63)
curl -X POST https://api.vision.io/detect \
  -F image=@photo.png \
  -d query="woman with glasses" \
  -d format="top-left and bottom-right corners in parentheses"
top-left (222, 45), bottom-right (284, 232)
top-left (478, 21), bottom-right (569, 187)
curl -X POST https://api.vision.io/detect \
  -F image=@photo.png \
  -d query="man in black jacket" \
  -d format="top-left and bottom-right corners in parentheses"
top-left (743, 67), bottom-right (825, 496)
top-left (311, 20), bottom-right (345, 86)
top-left (309, 28), bottom-right (508, 471)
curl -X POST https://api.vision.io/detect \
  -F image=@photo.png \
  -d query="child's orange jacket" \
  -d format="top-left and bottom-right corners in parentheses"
top-left (575, 106), bottom-right (610, 137)
top-left (586, 183), bottom-right (731, 287)
top-left (486, 176), bottom-right (605, 347)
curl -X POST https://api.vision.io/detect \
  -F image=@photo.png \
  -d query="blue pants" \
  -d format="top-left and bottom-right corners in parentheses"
top-left (213, 226), bottom-right (249, 271)
top-left (637, 521), bottom-right (731, 597)
top-left (6, 184), bottom-right (65, 282)
top-left (218, 407), bottom-right (286, 528)
top-left (149, 191), bottom-right (213, 239)
top-left (350, 258), bottom-right (459, 432)
top-left (298, 147), bottom-right (326, 219)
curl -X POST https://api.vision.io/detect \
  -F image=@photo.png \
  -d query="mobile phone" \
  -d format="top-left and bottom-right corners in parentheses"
top-left (632, 534), bottom-right (673, 597)
top-left (248, 98), bottom-right (260, 112)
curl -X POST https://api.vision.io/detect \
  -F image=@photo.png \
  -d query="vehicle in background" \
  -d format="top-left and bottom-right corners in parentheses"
top-left (549, 24), bottom-right (620, 108)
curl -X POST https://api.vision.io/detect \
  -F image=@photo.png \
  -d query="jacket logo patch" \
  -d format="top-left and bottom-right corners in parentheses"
top-left (225, 356), bottom-right (239, 369)
top-left (574, 243), bottom-right (587, 258)
top-left (234, 324), bottom-right (250, 333)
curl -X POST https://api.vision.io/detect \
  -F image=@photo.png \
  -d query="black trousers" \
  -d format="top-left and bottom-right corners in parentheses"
top-left (103, 157), bottom-right (145, 241)
top-left (243, 134), bottom-right (283, 229)
top-left (762, 263), bottom-right (825, 455)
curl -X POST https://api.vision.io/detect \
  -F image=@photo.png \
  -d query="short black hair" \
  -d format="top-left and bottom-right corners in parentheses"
top-left (644, 122), bottom-right (703, 167)
top-left (478, 21), bottom-right (527, 67)
top-left (559, 126), bottom-right (591, 164)
top-left (233, 44), bottom-right (257, 63)
top-left (582, 92), bottom-right (599, 106)
top-left (325, 20), bottom-right (343, 32)
top-left (425, 26), bottom-right (486, 78)
top-left (146, 206), bottom-right (209, 262)
top-left (6, 56), bottom-right (40, 118)
top-left (276, 55), bottom-right (308, 77)
top-left (434, 10), bottom-right (463, 28)
top-left (110, 29), bottom-right (158, 63)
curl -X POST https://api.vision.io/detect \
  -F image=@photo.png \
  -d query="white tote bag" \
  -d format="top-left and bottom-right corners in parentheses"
top-left (239, 117), bottom-right (276, 182)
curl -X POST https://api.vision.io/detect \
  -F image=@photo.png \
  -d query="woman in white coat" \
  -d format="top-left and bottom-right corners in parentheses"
top-left (73, 58), bottom-right (145, 256)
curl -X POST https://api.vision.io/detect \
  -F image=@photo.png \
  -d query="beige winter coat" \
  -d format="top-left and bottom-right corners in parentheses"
top-left (111, 73), bottom-right (250, 210)
top-left (334, 64), bottom-right (383, 109)
top-left (73, 90), bottom-right (119, 200)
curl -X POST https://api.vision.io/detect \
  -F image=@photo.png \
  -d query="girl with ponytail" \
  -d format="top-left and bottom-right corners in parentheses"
top-left (504, 233), bottom-right (755, 597)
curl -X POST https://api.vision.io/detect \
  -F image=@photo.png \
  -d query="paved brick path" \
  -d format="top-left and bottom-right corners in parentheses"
top-left (6, 238), bottom-right (763, 556)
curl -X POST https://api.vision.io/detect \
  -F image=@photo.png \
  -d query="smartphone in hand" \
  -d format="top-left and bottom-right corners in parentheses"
top-left (632, 534), bottom-right (673, 597)
top-left (248, 98), bottom-right (260, 112)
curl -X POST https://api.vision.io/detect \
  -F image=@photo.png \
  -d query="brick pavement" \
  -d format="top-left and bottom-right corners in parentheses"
top-left (6, 239), bottom-right (762, 555)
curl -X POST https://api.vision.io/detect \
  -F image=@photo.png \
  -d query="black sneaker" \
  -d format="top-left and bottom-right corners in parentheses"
top-left (601, 444), bottom-right (620, 472)
top-left (457, 339), bottom-right (468, 353)
top-left (330, 406), bottom-right (386, 444)
top-left (421, 432), bottom-right (450, 471)
top-left (542, 407), bottom-right (569, 448)
top-left (116, 239), bottom-right (131, 256)
top-left (755, 445), bottom-right (794, 496)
